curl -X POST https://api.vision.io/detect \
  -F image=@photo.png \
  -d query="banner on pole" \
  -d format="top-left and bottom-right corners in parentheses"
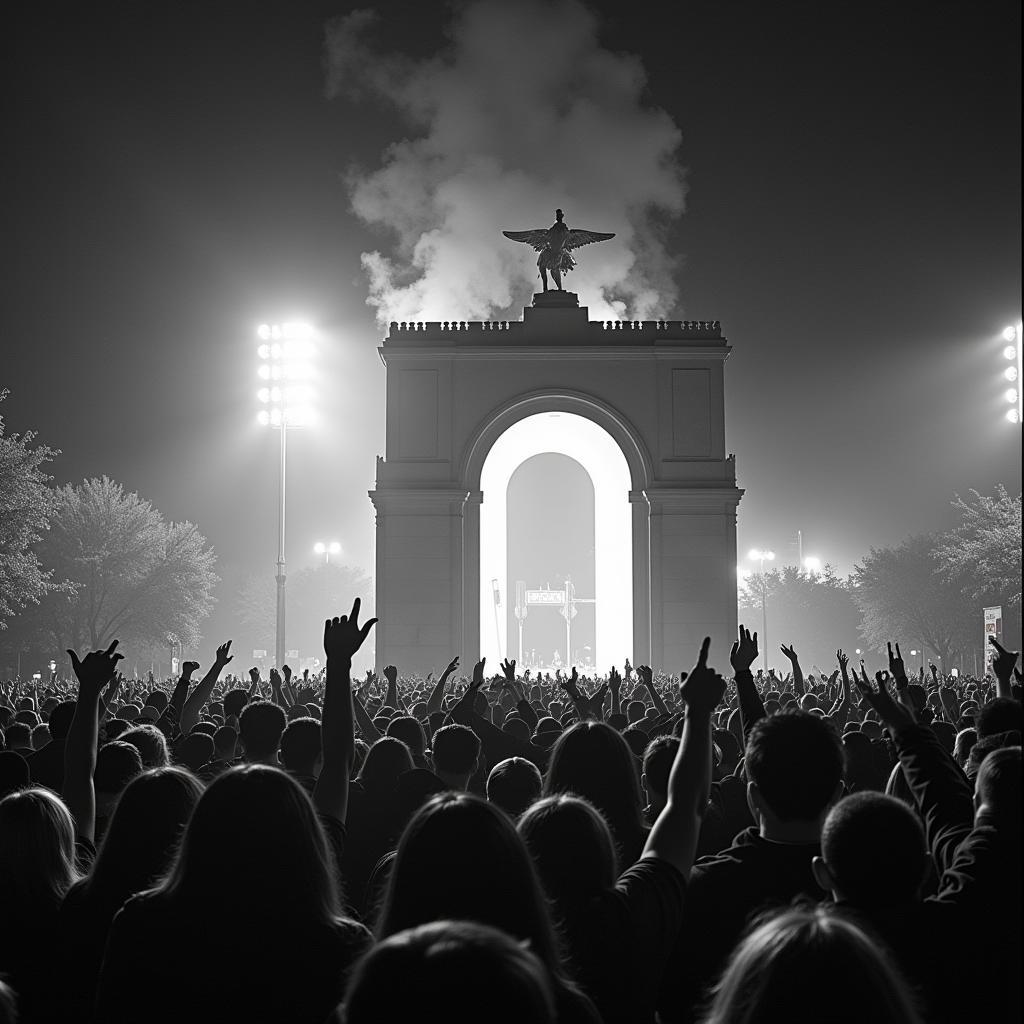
top-left (983, 606), bottom-right (1002, 669)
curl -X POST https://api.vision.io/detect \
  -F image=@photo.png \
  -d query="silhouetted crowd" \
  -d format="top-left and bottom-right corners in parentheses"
top-left (0, 605), bottom-right (1020, 1023)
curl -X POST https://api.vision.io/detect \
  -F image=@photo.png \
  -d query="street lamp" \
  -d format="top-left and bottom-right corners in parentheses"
top-left (748, 548), bottom-right (775, 671)
top-left (1002, 323), bottom-right (1023, 424)
top-left (314, 541), bottom-right (342, 564)
top-left (257, 322), bottom-right (315, 669)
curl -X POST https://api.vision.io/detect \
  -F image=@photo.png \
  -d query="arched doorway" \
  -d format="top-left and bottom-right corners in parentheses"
top-left (478, 412), bottom-right (633, 671)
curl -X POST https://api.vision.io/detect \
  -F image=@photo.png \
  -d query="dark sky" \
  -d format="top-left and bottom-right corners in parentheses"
top-left (3, 1), bottom-right (1020, 661)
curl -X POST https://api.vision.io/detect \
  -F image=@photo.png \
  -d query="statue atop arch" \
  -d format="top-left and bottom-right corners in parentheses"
top-left (503, 209), bottom-right (615, 292)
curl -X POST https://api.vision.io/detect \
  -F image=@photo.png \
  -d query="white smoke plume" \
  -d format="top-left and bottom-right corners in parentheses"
top-left (325, 0), bottom-right (687, 324)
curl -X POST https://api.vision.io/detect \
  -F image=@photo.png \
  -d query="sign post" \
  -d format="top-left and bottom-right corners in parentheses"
top-left (983, 606), bottom-right (1002, 672)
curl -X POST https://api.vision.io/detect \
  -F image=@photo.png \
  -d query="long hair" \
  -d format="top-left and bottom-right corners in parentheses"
top-left (543, 721), bottom-right (647, 862)
top-left (358, 736), bottom-right (414, 793)
top-left (0, 788), bottom-right (80, 917)
top-left (702, 905), bottom-right (923, 1024)
top-left (154, 765), bottom-right (341, 924)
top-left (377, 793), bottom-right (565, 975)
top-left (80, 767), bottom-right (203, 911)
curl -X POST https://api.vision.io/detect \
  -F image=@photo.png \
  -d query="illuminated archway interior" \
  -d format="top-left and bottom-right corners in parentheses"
top-left (479, 411), bottom-right (633, 672)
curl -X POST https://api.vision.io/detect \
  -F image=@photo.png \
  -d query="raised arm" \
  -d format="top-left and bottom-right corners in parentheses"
top-left (638, 664), bottom-right (669, 718)
top-left (731, 625), bottom-right (766, 740)
top-left (780, 644), bottom-right (804, 696)
top-left (426, 656), bottom-right (460, 716)
top-left (63, 640), bottom-right (124, 844)
top-left (179, 642), bottom-right (233, 736)
top-left (988, 637), bottom-right (1019, 700)
top-left (316, 599), bottom-right (377, 824)
top-left (155, 660), bottom-right (198, 737)
top-left (352, 690), bottom-right (383, 744)
top-left (643, 637), bottom-right (726, 877)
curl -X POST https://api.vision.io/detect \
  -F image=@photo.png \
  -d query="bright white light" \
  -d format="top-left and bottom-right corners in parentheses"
top-left (257, 410), bottom-right (270, 426)
top-left (910, 650), bottom-right (918, 655)
top-left (329, 541), bottom-right (341, 554)
top-left (737, 565), bottom-right (750, 579)
top-left (269, 409), bottom-right (282, 426)
top-left (270, 366), bottom-right (282, 380)
top-left (479, 412), bottom-right (632, 671)
top-left (1003, 326), bottom-right (1018, 342)
top-left (1008, 409), bottom-right (1021, 424)
top-left (855, 648), bottom-right (862, 655)
top-left (258, 364), bottom-right (271, 380)
top-left (1006, 367), bottom-right (1019, 382)
top-left (257, 344), bottom-right (270, 359)
top-left (314, 542), bottom-right (326, 555)
top-left (803, 556), bottom-right (822, 574)
top-left (270, 343), bottom-right (283, 360)
top-left (257, 388), bottom-right (270, 403)
top-left (284, 406), bottom-right (312, 427)
top-left (748, 549), bottom-right (775, 562)
top-left (270, 386), bottom-right (282, 403)
top-left (282, 322), bottom-right (314, 341)
top-left (271, 325), bottom-right (282, 340)
top-left (1005, 346), bottom-right (1018, 360)
top-left (1006, 388), bottom-right (1019, 405)
top-left (257, 324), bottom-right (271, 341)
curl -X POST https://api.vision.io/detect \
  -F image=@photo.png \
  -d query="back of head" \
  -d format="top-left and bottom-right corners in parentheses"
top-left (953, 727), bottom-right (977, 768)
top-left (387, 716), bottom-right (427, 760)
top-left (431, 724), bottom-right (481, 778)
top-left (746, 710), bottom-right (844, 822)
top-left (160, 764), bottom-right (339, 921)
top-left (977, 698), bottom-right (1022, 739)
top-left (280, 717), bottom-right (322, 776)
top-left (146, 690), bottom-right (169, 712)
top-left (930, 720), bottom-right (956, 753)
top-left (519, 794), bottom-right (617, 906)
top-left (0, 750), bottom-right (30, 800)
top-left (120, 724), bottom-right (170, 768)
top-left (976, 745), bottom-right (1021, 824)
top-left (0, 787), bottom-right (79, 914)
top-left (503, 717), bottom-right (531, 744)
top-left (704, 906), bottom-right (923, 1024)
top-left (379, 793), bottom-right (560, 973)
top-left (642, 735), bottom-right (679, 802)
top-left (213, 725), bottom-right (237, 760)
top-left (486, 757), bottom-right (542, 819)
top-left (359, 736), bottom-right (414, 792)
top-left (223, 688), bottom-right (249, 721)
top-left (31, 724), bottom-right (51, 750)
top-left (95, 741), bottom-right (144, 795)
top-left (713, 728), bottom-right (742, 771)
top-left (622, 726), bottom-right (650, 759)
top-left (47, 700), bottom-right (77, 740)
top-left (4, 722), bottom-right (32, 750)
top-left (344, 920), bottom-right (556, 1024)
top-left (626, 700), bottom-right (645, 724)
top-left (88, 767), bottom-right (203, 902)
top-left (821, 793), bottom-right (927, 906)
top-left (174, 733), bottom-right (215, 774)
top-left (238, 700), bottom-right (286, 761)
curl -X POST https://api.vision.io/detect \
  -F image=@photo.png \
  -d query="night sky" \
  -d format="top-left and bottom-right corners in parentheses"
top-left (4, 1), bottom-right (1020, 662)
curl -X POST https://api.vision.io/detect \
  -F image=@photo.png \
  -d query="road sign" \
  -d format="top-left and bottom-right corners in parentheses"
top-left (526, 589), bottom-right (566, 605)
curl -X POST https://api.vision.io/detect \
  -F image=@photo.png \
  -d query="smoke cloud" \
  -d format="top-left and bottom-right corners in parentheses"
top-left (325, 0), bottom-right (687, 324)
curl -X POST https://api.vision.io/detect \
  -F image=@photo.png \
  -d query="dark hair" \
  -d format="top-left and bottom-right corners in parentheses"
top-left (358, 736), bottom-right (414, 793)
top-left (146, 690), bottom-right (169, 712)
top-left (378, 793), bottom-right (566, 977)
top-left (190, 721), bottom-right (217, 737)
top-left (821, 793), bottom-right (926, 905)
top-left (119, 725), bottom-right (170, 768)
top-left (222, 688), bottom-right (249, 720)
top-left (344, 920), bottom-right (556, 1024)
top-left (280, 717), bottom-right (322, 776)
top-left (841, 731), bottom-right (886, 793)
top-left (47, 700), bottom-right (77, 740)
top-left (503, 717), bottom-right (531, 744)
top-left (387, 716), bottom-right (427, 760)
top-left (80, 767), bottom-right (203, 913)
top-left (642, 735), bottom-right (679, 800)
top-left (544, 721), bottom-right (647, 862)
top-left (621, 726), bottom-right (650, 759)
top-left (486, 757), bottom-right (542, 819)
top-left (213, 725), bottom-right (237, 760)
top-left (746, 710), bottom-right (844, 821)
top-left (431, 724), bottom-right (481, 776)
top-left (174, 733), bottom-right (215, 774)
top-left (953, 727), bottom-right (977, 768)
top-left (930, 720), bottom-right (956, 754)
top-left (976, 745), bottom-right (1021, 821)
top-left (238, 701), bottom-right (286, 760)
top-left (156, 765), bottom-right (342, 922)
top-left (0, 750), bottom-right (30, 799)
top-left (519, 795), bottom-right (617, 908)
top-left (976, 698), bottom-right (1022, 739)
top-left (103, 719), bottom-right (130, 741)
top-left (95, 741), bottom-right (144, 794)
top-left (702, 906), bottom-right (923, 1024)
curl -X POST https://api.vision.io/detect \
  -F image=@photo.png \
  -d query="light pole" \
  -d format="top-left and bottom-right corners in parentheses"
top-left (257, 322), bottom-right (315, 669)
top-left (748, 548), bottom-right (775, 672)
top-left (314, 541), bottom-right (341, 565)
top-left (1002, 323), bottom-right (1023, 425)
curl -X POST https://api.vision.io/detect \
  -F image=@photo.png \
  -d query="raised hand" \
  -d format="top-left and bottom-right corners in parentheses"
top-left (214, 641), bottom-right (233, 666)
top-left (469, 658), bottom-right (487, 692)
top-left (680, 637), bottom-right (726, 715)
top-left (323, 598), bottom-right (378, 662)
top-left (836, 649), bottom-right (849, 673)
top-left (269, 668), bottom-right (283, 689)
top-left (780, 643), bottom-right (799, 663)
top-left (730, 625), bottom-right (758, 672)
top-left (624, 658), bottom-right (633, 681)
top-left (854, 670), bottom-right (913, 730)
top-left (182, 660), bottom-right (200, 676)
top-left (609, 666), bottom-right (622, 695)
top-left (249, 667), bottom-right (261, 683)
top-left (282, 664), bottom-right (292, 683)
top-left (500, 657), bottom-right (517, 681)
top-left (988, 636), bottom-right (1019, 683)
top-left (444, 656), bottom-right (460, 677)
top-left (887, 641), bottom-right (908, 685)
top-left (383, 665), bottom-right (398, 686)
top-left (66, 640), bottom-right (124, 698)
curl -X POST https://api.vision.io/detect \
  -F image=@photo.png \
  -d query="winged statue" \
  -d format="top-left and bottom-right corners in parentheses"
top-left (503, 209), bottom-right (615, 291)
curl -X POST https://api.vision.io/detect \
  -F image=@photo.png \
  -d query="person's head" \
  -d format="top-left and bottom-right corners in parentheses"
top-left (358, 736), bottom-right (414, 792)
top-left (146, 690), bottom-right (169, 712)
top-left (641, 735), bottom-right (679, 811)
top-left (190, 721), bottom-right (217, 737)
top-left (713, 728), bottom-right (742, 774)
top-left (702, 906), bottom-right (923, 1024)
top-left (378, 793), bottom-right (564, 975)
top-left (46, 700), bottom-right (77, 741)
top-left (158, 764), bottom-right (341, 922)
top-left (625, 699), bottom-right (646, 724)
top-left (976, 698), bottom-right (1022, 739)
top-left (486, 757), bottom-right (542, 819)
top-left (213, 725), bottom-right (237, 761)
top-left (120, 705), bottom-right (140, 722)
top-left (120, 724), bottom-right (170, 768)
top-left (15, 709), bottom-right (39, 727)
top-left (174, 732), bottom-right (215, 774)
top-left (430, 725), bottom-right (481, 788)
top-left (87, 767), bottom-right (203, 903)
top-left (798, 693), bottom-right (819, 712)
top-left (930, 720), bottom-right (956, 754)
top-left (95, 741), bottom-right (144, 797)
top-left (31, 723), bottom-right (51, 750)
top-left (103, 718), bottom-right (130, 741)
top-left (238, 700), bottom-right (286, 763)
top-left (503, 717), bottom-right (531, 744)
top-left (387, 716), bottom-right (427, 764)
top-left (4, 721), bottom-right (31, 751)
top-left (280, 717), bottom-right (322, 777)
top-left (0, 750), bottom-right (30, 799)
top-left (745, 710), bottom-right (844, 833)
top-left (953, 727), bottom-right (977, 768)
top-left (814, 793), bottom-right (927, 907)
top-left (222, 688), bottom-right (249, 722)
top-left (860, 719), bottom-right (883, 741)
top-left (544, 721), bottom-right (646, 858)
top-left (0, 787), bottom-right (80, 914)
top-left (621, 726), bottom-right (650, 759)
top-left (975, 745), bottom-right (1021, 823)
top-left (343, 920), bottom-right (556, 1024)
top-left (519, 794), bottom-right (617, 908)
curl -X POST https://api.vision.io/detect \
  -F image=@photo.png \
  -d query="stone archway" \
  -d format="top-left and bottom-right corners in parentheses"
top-left (369, 291), bottom-right (743, 675)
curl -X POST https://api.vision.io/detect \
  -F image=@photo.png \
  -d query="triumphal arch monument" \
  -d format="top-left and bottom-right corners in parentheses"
top-left (369, 289), bottom-right (743, 675)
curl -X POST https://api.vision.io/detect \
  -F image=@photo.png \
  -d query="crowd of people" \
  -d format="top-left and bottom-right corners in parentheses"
top-left (0, 600), bottom-right (1020, 1023)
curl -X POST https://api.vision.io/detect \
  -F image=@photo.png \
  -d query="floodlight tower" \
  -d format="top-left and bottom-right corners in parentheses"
top-left (256, 322), bottom-right (315, 669)
top-left (1002, 323), bottom-right (1023, 425)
